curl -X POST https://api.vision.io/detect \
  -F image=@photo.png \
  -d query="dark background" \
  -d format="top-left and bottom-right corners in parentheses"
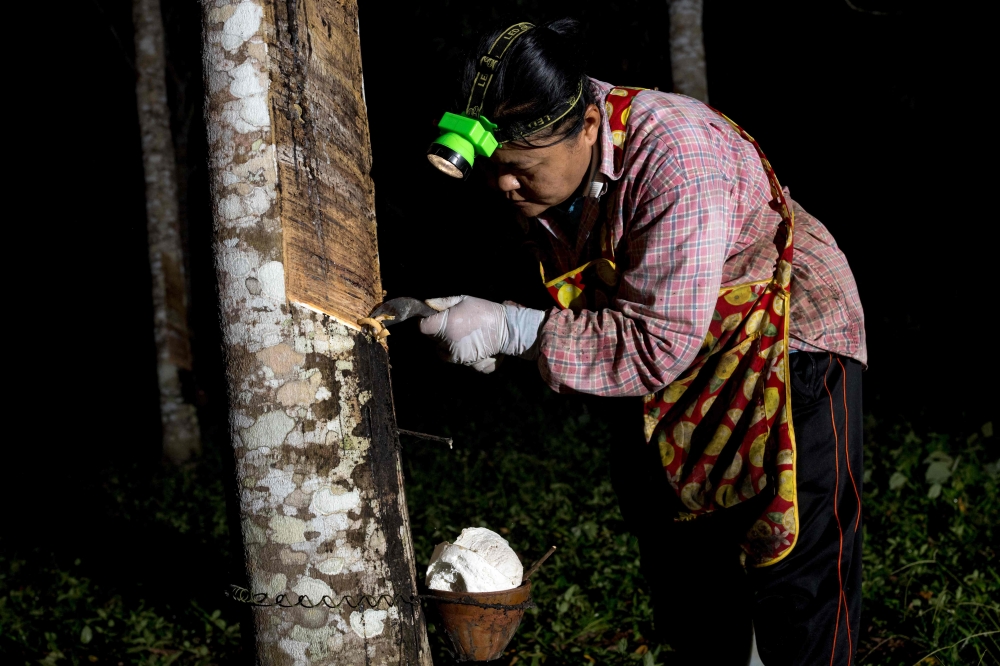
top-left (13, 0), bottom-right (989, 614)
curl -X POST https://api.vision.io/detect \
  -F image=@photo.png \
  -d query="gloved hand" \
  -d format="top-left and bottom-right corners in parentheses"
top-left (419, 296), bottom-right (547, 373)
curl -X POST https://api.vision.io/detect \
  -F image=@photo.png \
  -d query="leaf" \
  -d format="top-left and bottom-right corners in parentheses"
top-left (983, 421), bottom-right (994, 438)
top-left (767, 512), bottom-right (785, 523)
top-left (927, 483), bottom-right (942, 499)
top-left (889, 471), bottom-right (908, 490)
top-left (80, 625), bottom-right (93, 644)
top-left (163, 652), bottom-right (184, 666)
top-left (923, 451), bottom-right (953, 465)
top-left (984, 460), bottom-right (999, 480)
top-left (925, 461), bottom-right (952, 485)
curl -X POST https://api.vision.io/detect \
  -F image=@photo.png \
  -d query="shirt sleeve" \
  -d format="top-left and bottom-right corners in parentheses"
top-left (537, 134), bottom-right (730, 396)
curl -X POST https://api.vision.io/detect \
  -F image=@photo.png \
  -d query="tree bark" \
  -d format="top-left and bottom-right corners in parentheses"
top-left (668, 0), bottom-right (709, 103)
top-left (199, 1), bottom-right (430, 663)
top-left (134, 0), bottom-right (201, 464)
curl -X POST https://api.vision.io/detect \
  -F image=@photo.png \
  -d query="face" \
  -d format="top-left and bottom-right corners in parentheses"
top-left (480, 104), bottom-right (601, 218)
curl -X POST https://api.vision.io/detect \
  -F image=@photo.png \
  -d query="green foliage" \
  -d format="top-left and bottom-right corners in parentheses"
top-left (404, 391), bottom-right (664, 664)
top-left (404, 386), bottom-right (999, 665)
top-left (0, 451), bottom-right (244, 666)
top-left (859, 420), bottom-right (999, 665)
top-left (1, 387), bottom-right (995, 666)
top-left (0, 557), bottom-right (241, 666)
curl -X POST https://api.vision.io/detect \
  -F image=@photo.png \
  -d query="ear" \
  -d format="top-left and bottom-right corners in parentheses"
top-left (581, 104), bottom-right (601, 147)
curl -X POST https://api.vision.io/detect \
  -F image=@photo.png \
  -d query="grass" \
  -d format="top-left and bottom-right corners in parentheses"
top-left (402, 386), bottom-right (661, 666)
top-left (0, 558), bottom-right (241, 666)
top-left (857, 419), bottom-right (999, 665)
top-left (1, 385), bottom-right (996, 665)
top-left (1, 448), bottom-right (246, 666)
top-left (404, 386), bottom-right (999, 666)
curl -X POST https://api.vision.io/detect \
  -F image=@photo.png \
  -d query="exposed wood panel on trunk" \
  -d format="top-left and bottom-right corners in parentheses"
top-left (270, 0), bottom-right (381, 324)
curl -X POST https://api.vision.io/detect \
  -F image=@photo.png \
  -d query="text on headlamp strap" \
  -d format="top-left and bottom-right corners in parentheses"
top-left (464, 22), bottom-right (535, 119)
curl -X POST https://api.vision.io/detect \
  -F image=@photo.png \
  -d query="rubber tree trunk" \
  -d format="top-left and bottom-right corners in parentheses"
top-left (134, 0), bottom-right (201, 464)
top-left (668, 0), bottom-right (709, 102)
top-left (199, 1), bottom-right (430, 663)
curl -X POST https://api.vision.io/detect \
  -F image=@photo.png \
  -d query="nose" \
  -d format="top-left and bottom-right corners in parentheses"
top-left (497, 174), bottom-right (520, 193)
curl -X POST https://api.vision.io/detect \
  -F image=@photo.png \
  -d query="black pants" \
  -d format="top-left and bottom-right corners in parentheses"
top-left (610, 353), bottom-right (863, 666)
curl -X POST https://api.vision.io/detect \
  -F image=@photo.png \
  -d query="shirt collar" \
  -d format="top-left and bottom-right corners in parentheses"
top-left (589, 77), bottom-right (619, 191)
top-left (581, 139), bottom-right (603, 200)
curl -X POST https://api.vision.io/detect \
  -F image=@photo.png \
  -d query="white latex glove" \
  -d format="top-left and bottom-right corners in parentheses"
top-left (419, 296), bottom-right (546, 373)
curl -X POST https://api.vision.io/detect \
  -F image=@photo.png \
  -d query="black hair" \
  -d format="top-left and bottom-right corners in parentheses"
top-left (461, 18), bottom-right (595, 147)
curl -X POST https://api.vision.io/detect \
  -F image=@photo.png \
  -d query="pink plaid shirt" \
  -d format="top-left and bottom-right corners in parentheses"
top-left (533, 79), bottom-right (867, 396)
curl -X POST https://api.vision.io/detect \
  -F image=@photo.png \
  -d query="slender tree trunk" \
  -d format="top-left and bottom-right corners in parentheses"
top-left (200, 1), bottom-right (430, 663)
top-left (668, 0), bottom-right (709, 102)
top-left (134, 0), bottom-right (201, 463)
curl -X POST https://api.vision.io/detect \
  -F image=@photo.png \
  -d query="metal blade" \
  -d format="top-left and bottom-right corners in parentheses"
top-left (369, 297), bottom-right (436, 326)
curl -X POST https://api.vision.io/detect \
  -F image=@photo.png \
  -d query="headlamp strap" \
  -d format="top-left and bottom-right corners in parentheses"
top-left (464, 22), bottom-right (535, 119)
top-left (462, 22), bottom-right (586, 145)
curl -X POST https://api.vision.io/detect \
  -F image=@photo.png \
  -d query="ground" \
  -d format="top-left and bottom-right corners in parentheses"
top-left (2, 375), bottom-right (995, 665)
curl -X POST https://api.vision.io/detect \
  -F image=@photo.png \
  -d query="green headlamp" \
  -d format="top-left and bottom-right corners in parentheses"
top-left (428, 22), bottom-right (587, 179)
top-left (427, 22), bottom-right (534, 179)
top-left (427, 113), bottom-right (500, 180)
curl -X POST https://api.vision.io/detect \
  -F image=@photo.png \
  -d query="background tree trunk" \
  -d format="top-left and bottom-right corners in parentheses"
top-left (199, 1), bottom-right (430, 663)
top-left (134, 0), bottom-right (201, 464)
top-left (668, 0), bottom-right (709, 102)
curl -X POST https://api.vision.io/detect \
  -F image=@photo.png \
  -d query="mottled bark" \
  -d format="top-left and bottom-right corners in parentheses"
top-left (199, 1), bottom-right (430, 664)
top-left (134, 0), bottom-right (201, 463)
top-left (668, 0), bottom-right (709, 103)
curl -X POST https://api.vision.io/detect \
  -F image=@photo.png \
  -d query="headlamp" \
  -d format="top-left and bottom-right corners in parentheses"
top-left (426, 22), bottom-right (534, 179)
top-left (427, 113), bottom-right (499, 180)
top-left (427, 22), bottom-right (587, 179)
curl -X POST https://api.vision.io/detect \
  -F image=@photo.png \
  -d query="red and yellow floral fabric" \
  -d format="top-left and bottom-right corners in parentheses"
top-left (542, 88), bottom-right (799, 566)
top-left (541, 87), bottom-right (643, 311)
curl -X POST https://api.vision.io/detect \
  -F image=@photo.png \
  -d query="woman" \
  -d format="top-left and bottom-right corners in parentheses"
top-left (418, 19), bottom-right (866, 666)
